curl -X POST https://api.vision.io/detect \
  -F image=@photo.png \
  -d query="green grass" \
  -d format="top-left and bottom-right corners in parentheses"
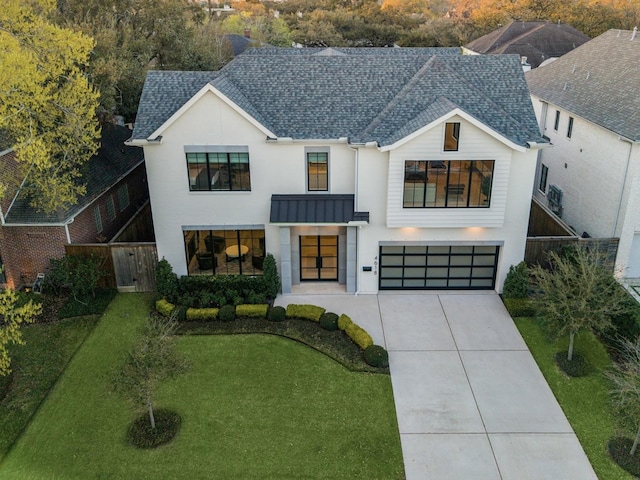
top-left (0, 293), bottom-right (404, 479)
top-left (514, 317), bottom-right (633, 480)
top-left (0, 315), bottom-right (100, 463)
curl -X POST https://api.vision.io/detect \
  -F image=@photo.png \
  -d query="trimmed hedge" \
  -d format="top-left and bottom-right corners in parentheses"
top-left (236, 304), bottom-right (269, 318)
top-left (319, 312), bottom-right (339, 331)
top-left (364, 345), bottom-right (389, 368)
top-left (338, 314), bottom-right (353, 331)
top-left (502, 297), bottom-right (536, 318)
top-left (286, 304), bottom-right (326, 322)
top-left (267, 306), bottom-right (286, 322)
top-left (156, 299), bottom-right (176, 317)
top-left (218, 305), bottom-right (236, 322)
top-left (345, 323), bottom-right (374, 350)
top-left (186, 307), bottom-right (219, 321)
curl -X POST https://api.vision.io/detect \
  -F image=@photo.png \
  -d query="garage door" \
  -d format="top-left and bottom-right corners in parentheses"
top-left (379, 245), bottom-right (499, 290)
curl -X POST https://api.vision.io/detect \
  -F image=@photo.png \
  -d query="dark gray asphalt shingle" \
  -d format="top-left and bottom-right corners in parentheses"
top-left (526, 29), bottom-right (640, 141)
top-left (270, 194), bottom-right (367, 224)
top-left (132, 47), bottom-right (545, 148)
top-left (466, 21), bottom-right (590, 68)
top-left (5, 125), bottom-right (144, 224)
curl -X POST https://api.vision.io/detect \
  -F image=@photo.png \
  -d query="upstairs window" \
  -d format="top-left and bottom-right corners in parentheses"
top-left (94, 206), bottom-right (103, 233)
top-left (539, 164), bottom-right (549, 193)
top-left (444, 122), bottom-right (460, 151)
top-left (403, 160), bottom-right (494, 208)
top-left (117, 184), bottom-right (129, 211)
top-left (553, 110), bottom-right (560, 131)
top-left (307, 151), bottom-right (328, 191)
top-left (187, 151), bottom-right (251, 191)
top-left (106, 195), bottom-right (116, 220)
top-left (567, 117), bottom-right (574, 138)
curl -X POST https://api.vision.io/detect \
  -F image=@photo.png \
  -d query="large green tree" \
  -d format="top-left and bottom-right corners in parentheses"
top-left (0, 0), bottom-right (100, 213)
top-left (531, 248), bottom-right (629, 361)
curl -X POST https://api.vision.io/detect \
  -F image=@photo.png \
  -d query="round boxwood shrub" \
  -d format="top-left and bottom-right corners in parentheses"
top-left (364, 345), bottom-right (389, 368)
top-left (608, 437), bottom-right (640, 476)
top-left (554, 351), bottom-right (589, 377)
top-left (267, 305), bottom-right (286, 322)
top-left (127, 409), bottom-right (181, 449)
top-left (319, 312), bottom-right (339, 331)
top-left (218, 304), bottom-right (236, 322)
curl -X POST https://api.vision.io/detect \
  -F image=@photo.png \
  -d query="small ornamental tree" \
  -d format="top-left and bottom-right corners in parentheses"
top-left (531, 248), bottom-right (629, 362)
top-left (607, 337), bottom-right (640, 456)
top-left (0, 288), bottom-right (42, 376)
top-left (113, 314), bottom-right (188, 430)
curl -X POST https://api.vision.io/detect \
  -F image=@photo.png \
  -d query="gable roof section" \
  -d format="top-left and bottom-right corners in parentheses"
top-left (4, 125), bottom-right (144, 224)
top-left (466, 21), bottom-right (590, 68)
top-left (131, 47), bottom-right (545, 149)
top-left (526, 29), bottom-right (640, 141)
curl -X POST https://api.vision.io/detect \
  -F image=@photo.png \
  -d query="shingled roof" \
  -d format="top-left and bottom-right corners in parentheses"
top-left (4, 124), bottom-right (144, 224)
top-left (466, 21), bottom-right (590, 68)
top-left (131, 47), bottom-right (545, 148)
top-left (526, 29), bottom-right (640, 141)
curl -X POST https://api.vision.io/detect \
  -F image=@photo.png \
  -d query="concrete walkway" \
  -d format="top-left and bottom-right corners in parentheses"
top-left (275, 290), bottom-right (597, 480)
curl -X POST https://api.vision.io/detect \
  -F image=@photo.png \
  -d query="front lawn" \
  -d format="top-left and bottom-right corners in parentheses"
top-left (514, 317), bottom-right (633, 480)
top-left (0, 293), bottom-right (404, 479)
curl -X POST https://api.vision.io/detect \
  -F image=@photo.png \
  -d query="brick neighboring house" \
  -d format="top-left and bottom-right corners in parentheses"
top-left (0, 124), bottom-right (148, 288)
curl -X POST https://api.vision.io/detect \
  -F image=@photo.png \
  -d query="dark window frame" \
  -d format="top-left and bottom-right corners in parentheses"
top-left (567, 116), bottom-right (574, 138)
top-left (553, 110), bottom-right (560, 131)
top-left (186, 152), bottom-right (251, 192)
top-left (403, 159), bottom-right (494, 208)
top-left (444, 122), bottom-right (461, 151)
top-left (539, 164), bottom-right (549, 193)
top-left (307, 151), bottom-right (329, 192)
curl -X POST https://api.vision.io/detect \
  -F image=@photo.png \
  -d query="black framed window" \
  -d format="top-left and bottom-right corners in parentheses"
top-left (403, 160), bottom-right (494, 208)
top-left (444, 122), bottom-right (460, 151)
top-left (184, 228), bottom-right (265, 276)
top-left (186, 152), bottom-right (251, 191)
top-left (539, 164), bottom-right (549, 193)
top-left (307, 152), bottom-right (328, 191)
top-left (379, 245), bottom-right (499, 290)
top-left (553, 110), bottom-right (560, 131)
top-left (567, 117), bottom-right (574, 138)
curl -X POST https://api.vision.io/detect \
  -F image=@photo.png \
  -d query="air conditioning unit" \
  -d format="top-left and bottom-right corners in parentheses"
top-left (548, 184), bottom-right (563, 217)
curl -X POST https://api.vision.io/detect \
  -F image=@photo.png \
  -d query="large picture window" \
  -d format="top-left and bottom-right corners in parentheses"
top-left (403, 160), bottom-right (494, 208)
top-left (187, 152), bottom-right (251, 191)
top-left (183, 228), bottom-right (265, 276)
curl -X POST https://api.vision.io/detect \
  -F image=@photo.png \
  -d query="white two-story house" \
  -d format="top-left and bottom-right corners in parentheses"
top-left (128, 47), bottom-right (547, 294)
top-left (527, 29), bottom-right (640, 277)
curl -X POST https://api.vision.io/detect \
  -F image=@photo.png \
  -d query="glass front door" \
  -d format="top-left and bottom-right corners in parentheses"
top-left (300, 236), bottom-right (338, 281)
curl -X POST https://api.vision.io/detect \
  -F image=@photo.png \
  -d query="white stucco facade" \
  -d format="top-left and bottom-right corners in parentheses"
top-left (140, 87), bottom-right (540, 294)
top-left (531, 95), bottom-right (640, 277)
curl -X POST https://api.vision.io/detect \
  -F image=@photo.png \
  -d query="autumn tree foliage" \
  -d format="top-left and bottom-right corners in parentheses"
top-left (0, 289), bottom-right (42, 376)
top-left (0, 0), bottom-right (100, 213)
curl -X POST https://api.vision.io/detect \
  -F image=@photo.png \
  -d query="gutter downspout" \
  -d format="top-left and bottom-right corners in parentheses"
top-left (64, 217), bottom-right (74, 244)
top-left (613, 138), bottom-right (635, 237)
top-left (349, 145), bottom-right (361, 295)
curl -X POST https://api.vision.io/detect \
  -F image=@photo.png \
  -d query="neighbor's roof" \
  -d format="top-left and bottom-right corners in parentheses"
top-left (526, 29), bottom-right (640, 141)
top-left (466, 21), bottom-right (590, 68)
top-left (131, 47), bottom-right (545, 148)
top-left (4, 124), bottom-right (144, 224)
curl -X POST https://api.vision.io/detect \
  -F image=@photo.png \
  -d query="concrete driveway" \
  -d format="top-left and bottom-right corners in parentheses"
top-left (276, 291), bottom-right (597, 480)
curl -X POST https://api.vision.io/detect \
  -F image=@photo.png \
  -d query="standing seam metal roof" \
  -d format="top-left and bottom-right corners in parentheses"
top-left (131, 47), bottom-right (545, 147)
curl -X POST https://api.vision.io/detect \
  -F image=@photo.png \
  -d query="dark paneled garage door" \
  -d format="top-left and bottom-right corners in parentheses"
top-left (379, 245), bottom-right (499, 290)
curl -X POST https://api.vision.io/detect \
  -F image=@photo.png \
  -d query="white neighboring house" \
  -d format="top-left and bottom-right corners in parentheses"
top-left (527, 29), bottom-right (640, 278)
top-left (127, 47), bottom-right (547, 294)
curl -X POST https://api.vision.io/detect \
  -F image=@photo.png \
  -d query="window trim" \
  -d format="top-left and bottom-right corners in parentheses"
top-left (306, 148), bottom-right (329, 192)
top-left (567, 116), bottom-right (574, 138)
top-left (106, 195), bottom-right (116, 220)
top-left (186, 151), bottom-right (251, 192)
top-left (443, 122), bottom-right (460, 152)
top-left (553, 110), bottom-right (560, 131)
top-left (117, 184), bottom-right (130, 211)
top-left (539, 164), bottom-right (549, 194)
top-left (403, 159), bottom-right (494, 208)
top-left (94, 206), bottom-right (103, 233)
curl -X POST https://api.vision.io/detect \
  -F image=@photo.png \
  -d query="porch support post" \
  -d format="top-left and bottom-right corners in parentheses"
top-left (346, 226), bottom-right (357, 293)
top-left (279, 226), bottom-right (292, 294)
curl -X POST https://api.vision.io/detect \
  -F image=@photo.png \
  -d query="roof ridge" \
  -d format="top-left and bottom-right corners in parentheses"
top-left (494, 23), bottom-right (547, 54)
top-left (360, 55), bottom-right (438, 138)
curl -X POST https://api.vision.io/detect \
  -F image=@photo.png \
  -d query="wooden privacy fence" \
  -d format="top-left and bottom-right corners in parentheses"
top-left (524, 237), bottom-right (619, 272)
top-left (64, 243), bottom-right (158, 292)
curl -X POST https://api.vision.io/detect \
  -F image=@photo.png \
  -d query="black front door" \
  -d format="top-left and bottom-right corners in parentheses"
top-left (300, 236), bottom-right (338, 281)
